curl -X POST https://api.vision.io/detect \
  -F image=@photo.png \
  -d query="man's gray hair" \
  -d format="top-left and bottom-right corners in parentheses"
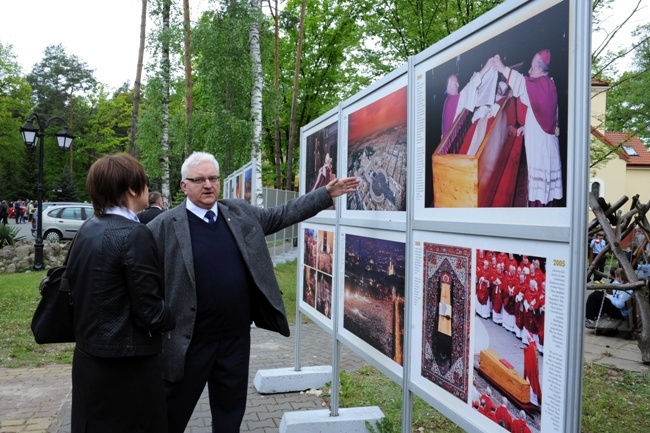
top-left (181, 152), bottom-right (220, 179)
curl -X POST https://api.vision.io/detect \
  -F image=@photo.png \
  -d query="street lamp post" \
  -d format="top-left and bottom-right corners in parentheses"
top-left (20, 113), bottom-right (75, 271)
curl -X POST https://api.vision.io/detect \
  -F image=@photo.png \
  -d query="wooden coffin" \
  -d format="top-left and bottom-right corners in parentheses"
top-left (479, 349), bottom-right (529, 404)
top-left (432, 94), bottom-right (516, 207)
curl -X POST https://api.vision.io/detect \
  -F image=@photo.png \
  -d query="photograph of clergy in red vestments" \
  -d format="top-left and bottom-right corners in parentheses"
top-left (423, 0), bottom-right (568, 209)
top-left (472, 249), bottom-right (546, 433)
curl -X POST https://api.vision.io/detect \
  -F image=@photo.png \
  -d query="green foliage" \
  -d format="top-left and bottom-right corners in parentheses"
top-left (191, 2), bottom-right (255, 176)
top-left (52, 169), bottom-right (81, 202)
top-left (357, 0), bottom-right (503, 73)
top-left (0, 41), bottom-right (32, 200)
top-left (0, 224), bottom-right (23, 248)
top-left (589, 135), bottom-right (619, 173)
top-left (603, 23), bottom-right (650, 145)
top-left (136, 77), bottom-right (187, 199)
top-left (26, 44), bottom-right (97, 119)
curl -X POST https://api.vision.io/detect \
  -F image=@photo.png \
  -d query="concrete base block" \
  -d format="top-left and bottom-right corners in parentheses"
top-left (280, 407), bottom-right (384, 433)
top-left (253, 366), bottom-right (332, 394)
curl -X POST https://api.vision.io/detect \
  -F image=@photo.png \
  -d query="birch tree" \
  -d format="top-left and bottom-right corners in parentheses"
top-left (249, 0), bottom-right (264, 206)
top-left (183, 0), bottom-right (193, 157)
top-left (160, 0), bottom-right (172, 206)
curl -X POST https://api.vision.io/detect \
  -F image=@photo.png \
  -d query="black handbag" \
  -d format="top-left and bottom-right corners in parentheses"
top-left (30, 221), bottom-right (87, 344)
top-left (31, 265), bottom-right (75, 344)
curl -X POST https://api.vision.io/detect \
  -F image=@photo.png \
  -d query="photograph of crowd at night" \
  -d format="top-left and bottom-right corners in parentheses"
top-left (344, 233), bottom-right (406, 365)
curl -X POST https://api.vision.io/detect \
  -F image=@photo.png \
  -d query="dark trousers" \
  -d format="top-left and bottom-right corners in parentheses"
top-left (165, 333), bottom-right (251, 433)
top-left (593, 256), bottom-right (606, 281)
top-left (585, 291), bottom-right (625, 320)
top-left (71, 348), bottom-right (167, 433)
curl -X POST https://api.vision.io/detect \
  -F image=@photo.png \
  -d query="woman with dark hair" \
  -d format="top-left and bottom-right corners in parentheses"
top-left (66, 153), bottom-right (175, 432)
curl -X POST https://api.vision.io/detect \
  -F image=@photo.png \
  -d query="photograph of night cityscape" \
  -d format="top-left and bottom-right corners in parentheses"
top-left (344, 234), bottom-right (406, 365)
top-left (346, 86), bottom-right (408, 212)
top-left (421, 243), bottom-right (472, 402)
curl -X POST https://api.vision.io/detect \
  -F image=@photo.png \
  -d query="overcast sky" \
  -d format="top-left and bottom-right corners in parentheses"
top-left (0, 0), bottom-right (647, 90)
top-left (0, 0), bottom-right (211, 90)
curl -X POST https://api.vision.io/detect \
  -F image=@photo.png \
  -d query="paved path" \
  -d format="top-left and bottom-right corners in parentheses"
top-left (0, 323), bottom-right (365, 433)
top-left (1, 322), bottom-right (647, 433)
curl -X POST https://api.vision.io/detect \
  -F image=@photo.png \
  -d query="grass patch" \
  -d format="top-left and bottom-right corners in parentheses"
top-left (324, 366), bottom-right (463, 433)
top-left (275, 260), bottom-right (298, 324)
top-left (581, 363), bottom-right (650, 433)
top-left (275, 259), bottom-right (312, 324)
top-left (326, 363), bottom-right (650, 433)
top-left (0, 271), bottom-right (74, 367)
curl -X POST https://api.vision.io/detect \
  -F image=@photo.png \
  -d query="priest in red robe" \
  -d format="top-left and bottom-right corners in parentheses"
top-left (522, 335), bottom-right (542, 406)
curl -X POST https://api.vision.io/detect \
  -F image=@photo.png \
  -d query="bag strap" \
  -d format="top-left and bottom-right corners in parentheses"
top-left (62, 218), bottom-right (91, 265)
top-left (60, 218), bottom-right (93, 292)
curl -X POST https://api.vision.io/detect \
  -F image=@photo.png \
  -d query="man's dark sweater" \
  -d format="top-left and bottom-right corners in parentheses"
top-left (188, 211), bottom-right (251, 342)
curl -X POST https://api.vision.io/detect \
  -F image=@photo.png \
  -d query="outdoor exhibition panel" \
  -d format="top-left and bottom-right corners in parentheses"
top-left (410, 230), bottom-right (571, 433)
top-left (223, 159), bottom-right (256, 203)
top-left (294, 0), bottom-right (590, 432)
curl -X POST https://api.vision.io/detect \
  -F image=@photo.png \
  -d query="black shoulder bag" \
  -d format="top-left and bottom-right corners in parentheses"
top-left (31, 221), bottom-right (87, 344)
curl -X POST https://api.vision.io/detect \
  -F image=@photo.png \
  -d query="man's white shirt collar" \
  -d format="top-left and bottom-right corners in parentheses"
top-left (186, 199), bottom-right (218, 223)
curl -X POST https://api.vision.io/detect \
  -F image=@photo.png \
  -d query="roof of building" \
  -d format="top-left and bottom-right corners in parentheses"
top-left (591, 127), bottom-right (650, 167)
top-left (591, 77), bottom-right (610, 87)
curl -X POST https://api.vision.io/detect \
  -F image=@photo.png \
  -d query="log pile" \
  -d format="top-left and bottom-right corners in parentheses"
top-left (588, 193), bottom-right (650, 364)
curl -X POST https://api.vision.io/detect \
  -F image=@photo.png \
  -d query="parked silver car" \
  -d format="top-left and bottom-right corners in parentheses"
top-left (33, 204), bottom-right (94, 242)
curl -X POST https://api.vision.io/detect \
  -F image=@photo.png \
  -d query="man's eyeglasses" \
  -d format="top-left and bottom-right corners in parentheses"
top-left (185, 176), bottom-right (220, 184)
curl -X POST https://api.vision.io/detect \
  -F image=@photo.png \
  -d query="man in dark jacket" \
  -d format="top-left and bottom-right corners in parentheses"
top-left (147, 151), bottom-right (359, 433)
top-left (139, 191), bottom-right (165, 224)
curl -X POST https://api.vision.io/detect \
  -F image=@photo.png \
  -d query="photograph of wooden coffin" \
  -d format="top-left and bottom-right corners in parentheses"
top-left (421, 0), bottom-right (569, 210)
top-left (478, 349), bottom-right (530, 405)
top-left (476, 348), bottom-right (542, 415)
top-left (432, 88), bottom-right (525, 208)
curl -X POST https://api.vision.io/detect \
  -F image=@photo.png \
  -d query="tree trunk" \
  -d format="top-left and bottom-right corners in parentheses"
top-left (183, 0), bottom-right (193, 158)
top-left (160, 0), bottom-right (172, 207)
top-left (589, 192), bottom-right (650, 364)
top-left (269, 0), bottom-right (282, 189)
top-left (130, 0), bottom-right (147, 156)
top-left (285, 0), bottom-right (307, 191)
top-left (249, 0), bottom-right (264, 207)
